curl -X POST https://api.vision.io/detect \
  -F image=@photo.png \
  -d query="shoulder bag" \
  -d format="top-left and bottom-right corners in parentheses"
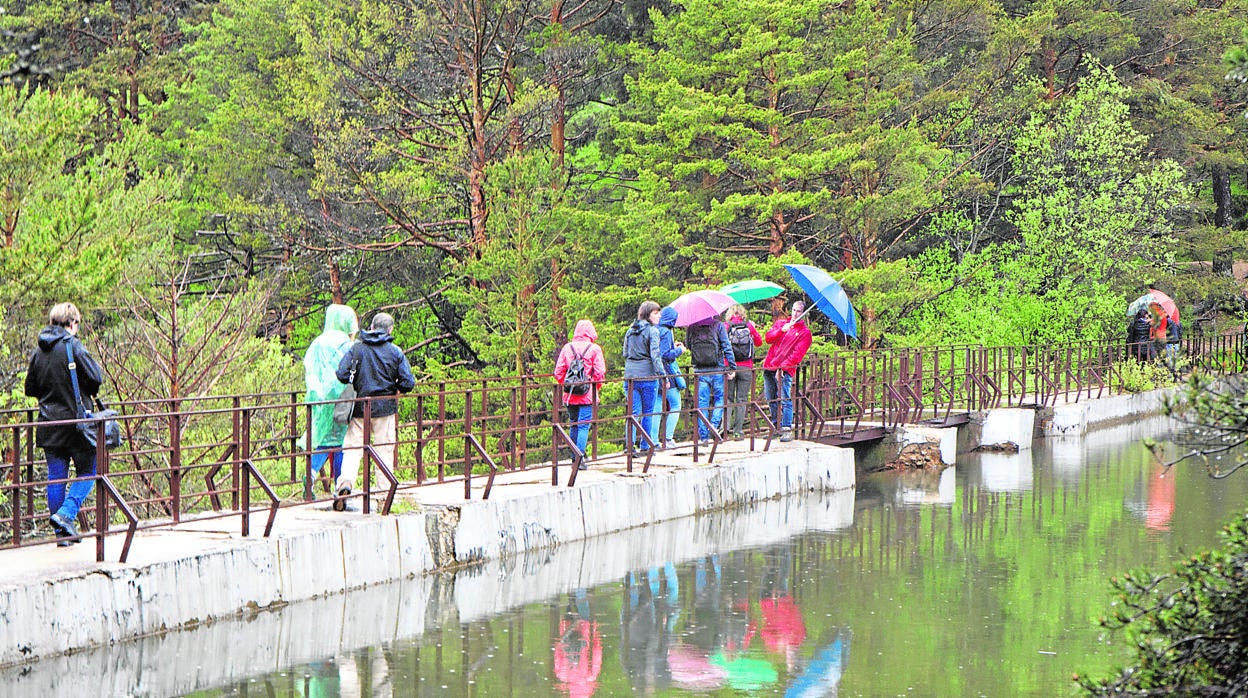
top-left (65, 341), bottom-right (121, 450)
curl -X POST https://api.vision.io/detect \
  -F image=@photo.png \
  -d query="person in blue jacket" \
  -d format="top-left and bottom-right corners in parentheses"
top-left (656, 306), bottom-right (687, 449)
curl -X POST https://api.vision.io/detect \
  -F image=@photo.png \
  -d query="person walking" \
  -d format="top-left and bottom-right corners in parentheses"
top-left (24, 302), bottom-right (104, 546)
top-left (303, 304), bottom-right (359, 490)
top-left (657, 306), bottom-right (686, 449)
top-left (763, 300), bottom-right (812, 442)
top-left (554, 319), bottom-right (606, 470)
top-left (334, 312), bottom-right (416, 511)
top-left (723, 304), bottom-right (763, 439)
top-left (686, 316), bottom-right (737, 444)
top-left (622, 301), bottom-right (664, 453)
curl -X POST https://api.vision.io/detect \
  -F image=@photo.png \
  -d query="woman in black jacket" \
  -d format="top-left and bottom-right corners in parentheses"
top-left (23, 302), bottom-right (104, 546)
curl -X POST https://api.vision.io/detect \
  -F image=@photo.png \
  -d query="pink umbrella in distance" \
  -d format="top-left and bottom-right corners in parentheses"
top-left (670, 289), bottom-right (737, 328)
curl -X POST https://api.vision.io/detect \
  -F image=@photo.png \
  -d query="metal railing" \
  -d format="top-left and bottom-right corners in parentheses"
top-left (2, 334), bottom-right (1243, 561)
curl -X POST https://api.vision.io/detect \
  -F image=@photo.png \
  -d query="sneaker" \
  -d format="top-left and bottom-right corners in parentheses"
top-left (577, 461), bottom-right (588, 471)
top-left (333, 484), bottom-right (351, 512)
top-left (50, 512), bottom-right (78, 540)
top-left (780, 429), bottom-right (794, 443)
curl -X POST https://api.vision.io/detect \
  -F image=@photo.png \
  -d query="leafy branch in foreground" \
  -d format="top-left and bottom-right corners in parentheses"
top-left (1076, 512), bottom-right (1248, 697)
top-left (1150, 374), bottom-right (1248, 480)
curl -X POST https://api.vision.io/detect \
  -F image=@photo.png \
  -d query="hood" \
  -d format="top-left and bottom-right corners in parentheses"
top-left (37, 325), bottom-right (72, 351)
top-left (323, 304), bottom-right (359, 336)
top-left (359, 328), bottom-right (393, 345)
top-left (572, 319), bottom-right (598, 342)
top-left (659, 306), bottom-right (679, 328)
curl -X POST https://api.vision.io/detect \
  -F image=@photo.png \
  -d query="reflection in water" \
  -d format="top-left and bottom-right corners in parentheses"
top-left (11, 415), bottom-right (1248, 697)
top-left (553, 590), bottom-right (601, 698)
top-left (977, 451), bottom-right (1034, 491)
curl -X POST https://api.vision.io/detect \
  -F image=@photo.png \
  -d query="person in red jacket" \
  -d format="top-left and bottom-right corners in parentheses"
top-left (554, 320), bottom-right (606, 470)
top-left (762, 301), bottom-right (812, 442)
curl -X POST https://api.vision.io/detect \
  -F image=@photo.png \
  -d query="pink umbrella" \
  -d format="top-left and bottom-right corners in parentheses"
top-left (670, 289), bottom-right (737, 328)
top-left (667, 644), bottom-right (728, 690)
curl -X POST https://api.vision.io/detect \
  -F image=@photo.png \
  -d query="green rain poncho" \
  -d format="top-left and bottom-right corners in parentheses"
top-left (304, 304), bottom-right (359, 448)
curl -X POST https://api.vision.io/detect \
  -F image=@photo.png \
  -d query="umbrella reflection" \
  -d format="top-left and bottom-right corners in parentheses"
top-left (785, 633), bottom-right (851, 697)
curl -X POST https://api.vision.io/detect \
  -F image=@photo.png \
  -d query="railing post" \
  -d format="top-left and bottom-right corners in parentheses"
top-left (240, 409), bottom-right (251, 536)
top-left (362, 398), bottom-right (373, 515)
top-left (94, 430), bottom-right (109, 562)
top-left (464, 388), bottom-right (474, 500)
top-left (416, 394), bottom-right (425, 485)
top-left (9, 426), bottom-right (21, 547)
top-left (170, 404), bottom-right (181, 523)
top-left (625, 378), bottom-right (634, 472)
top-left (232, 398), bottom-right (242, 512)
top-left (551, 380), bottom-right (561, 486)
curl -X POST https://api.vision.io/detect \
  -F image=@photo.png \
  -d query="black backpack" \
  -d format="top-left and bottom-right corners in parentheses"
top-left (728, 321), bottom-right (754, 362)
top-left (563, 343), bottom-right (592, 396)
top-left (687, 323), bottom-right (722, 367)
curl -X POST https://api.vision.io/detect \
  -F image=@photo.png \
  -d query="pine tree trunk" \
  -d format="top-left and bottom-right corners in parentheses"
top-left (1213, 165), bottom-right (1231, 228)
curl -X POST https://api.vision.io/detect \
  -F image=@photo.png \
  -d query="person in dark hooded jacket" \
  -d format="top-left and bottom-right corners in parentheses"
top-left (1126, 308), bottom-right (1152, 361)
top-left (333, 312), bottom-right (415, 510)
top-left (24, 302), bottom-right (104, 546)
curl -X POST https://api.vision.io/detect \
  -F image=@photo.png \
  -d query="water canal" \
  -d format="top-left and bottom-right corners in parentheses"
top-left (10, 416), bottom-right (1248, 697)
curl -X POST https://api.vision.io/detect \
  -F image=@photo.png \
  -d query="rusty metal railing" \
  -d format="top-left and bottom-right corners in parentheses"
top-left (2, 334), bottom-right (1243, 559)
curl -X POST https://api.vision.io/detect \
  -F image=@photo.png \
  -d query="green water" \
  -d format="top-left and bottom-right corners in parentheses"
top-left (153, 420), bottom-right (1248, 695)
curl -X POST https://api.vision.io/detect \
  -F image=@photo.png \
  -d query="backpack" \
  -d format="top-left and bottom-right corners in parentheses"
top-left (563, 343), bottom-right (592, 396)
top-left (728, 321), bottom-right (754, 362)
top-left (1166, 318), bottom-right (1182, 342)
top-left (687, 323), bottom-right (722, 367)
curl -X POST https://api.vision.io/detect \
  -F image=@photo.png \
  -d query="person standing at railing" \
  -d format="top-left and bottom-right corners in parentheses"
top-left (687, 316), bottom-right (737, 445)
top-left (333, 312), bottom-right (415, 511)
top-left (763, 300), bottom-right (812, 443)
top-left (623, 301), bottom-right (665, 454)
top-left (657, 306), bottom-right (686, 450)
top-left (723, 304), bottom-right (763, 440)
top-left (303, 304), bottom-right (359, 490)
top-left (23, 302), bottom-right (104, 546)
top-left (554, 319), bottom-right (606, 470)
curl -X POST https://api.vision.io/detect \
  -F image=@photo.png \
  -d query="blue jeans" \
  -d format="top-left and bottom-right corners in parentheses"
top-left (696, 372), bottom-right (725, 439)
top-left (567, 404), bottom-right (592, 457)
top-left (662, 386), bottom-right (681, 442)
top-left (628, 379), bottom-right (660, 449)
top-left (46, 447), bottom-right (97, 521)
top-left (763, 369), bottom-right (794, 428)
top-left (311, 446), bottom-right (344, 479)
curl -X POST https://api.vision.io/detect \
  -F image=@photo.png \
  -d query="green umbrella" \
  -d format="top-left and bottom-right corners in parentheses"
top-left (709, 651), bottom-right (779, 690)
top-left (720, 280), bottom-right (785, 304)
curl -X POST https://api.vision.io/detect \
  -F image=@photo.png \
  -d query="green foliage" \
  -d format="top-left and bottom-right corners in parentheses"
top-left (1078, 511), bottom-right (1248, 696)
top-left (0, 88), bottom-right (181, 304)
top-left (1117, 358), bottom-right (1175, 393)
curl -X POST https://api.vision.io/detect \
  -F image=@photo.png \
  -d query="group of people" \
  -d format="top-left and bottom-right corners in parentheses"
top-left (554, 298), bottom-right (813, 467)
top-left (303, 305), bottom-right (415, 511)
top-left (1126, 304), bottom-right (1181, 364)
top-left (22, 293), bottom-right (808, 542)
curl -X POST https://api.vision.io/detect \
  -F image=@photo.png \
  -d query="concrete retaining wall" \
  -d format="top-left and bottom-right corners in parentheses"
top-left (0, 443), bottom-right (853, 669)
top-left (1040, 388), bottom-right (1175, 436)
top-left (1, 488), bottom-right (855, 697)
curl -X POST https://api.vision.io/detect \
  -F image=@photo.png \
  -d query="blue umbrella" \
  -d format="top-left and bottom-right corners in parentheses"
top-left (783, 264), bottom-right (857, 338)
